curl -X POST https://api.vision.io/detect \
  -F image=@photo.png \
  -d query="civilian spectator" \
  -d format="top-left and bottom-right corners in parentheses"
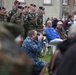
top-left (22, 29), bottom-right (46, 75)
top-left (52, 16), bottom-right (58, 28)
top-left (56, 21), bottom-right (67, 39)
top-left (44, 20), bottom-right (60, 42)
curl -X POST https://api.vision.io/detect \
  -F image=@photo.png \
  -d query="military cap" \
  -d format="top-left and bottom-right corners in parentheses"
top-left (14, 0), bottom-right (20, 4)
top-left (0, 6), bottom-right (3, 10)
top-left (39, 6), bottom-right (45, 10)
top-left (30, 4), bottom-right (36, 7)
top-left (2, 7), bottom-right (6, 9)
top-left (0, 22), bottom-right (24, 38)
top-left (18, 6), bottom-right (24, 9)
top-left (57, 21), bottom-right (63, 25)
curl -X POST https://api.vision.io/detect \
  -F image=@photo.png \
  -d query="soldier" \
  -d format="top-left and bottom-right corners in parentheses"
top-left (0, 22), bottom-right (33, 75)
top-left (37, 6), bottom-right (45, 32)
top-left (10, 6), bottom-right (24, 25)
top-left (22, 6), bottom-right (30, 38)
top-left (28, 4), bottom-right (37, 30)
top-left (37, 6), bottom-right (45, 26)
top-left (0, 6), bottom-right (7, 22)
top-left (8, 1), bottom-right (20, 21)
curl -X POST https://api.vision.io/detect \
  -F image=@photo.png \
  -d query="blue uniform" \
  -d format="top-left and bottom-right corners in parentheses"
top-left (22, 36), bottom-right (46, 73)
top-left (44, 26), bottom-right (60, 42)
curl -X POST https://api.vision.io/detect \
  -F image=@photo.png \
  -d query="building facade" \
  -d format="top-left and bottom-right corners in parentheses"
top-left (62, 0), bottom-right (76, 20)
top-left (0, 0), bottom-right (62, 20)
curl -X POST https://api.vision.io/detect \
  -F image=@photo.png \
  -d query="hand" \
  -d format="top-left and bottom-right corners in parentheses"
top-left (38, 33), bottom-right (44, 40)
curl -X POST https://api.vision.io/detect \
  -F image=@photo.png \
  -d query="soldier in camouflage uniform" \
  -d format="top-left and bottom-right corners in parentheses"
top-left (10, 6), bottom-right (24, 26)
top-left (0, 7), bottom-right (7, 22)
top-left (22, 6), bottom-right (30, 38)
top-left (10, 6), bottom-right (25, 38)
top-left (36, 6), bottom-right (45, 32)
top-left (0, 22), bottom-right (33, 75)
top-left (28, 4), bottom-right (37, 30)
top-left (8, 1), bottom-right (20, 22)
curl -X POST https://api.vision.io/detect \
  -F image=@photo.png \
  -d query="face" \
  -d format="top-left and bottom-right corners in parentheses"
top-left (15, 3), bottom-right (20, 8)
top-left (24, 7), bottom-right (30, 12)
top-left (30, 6), bottom-right (36, 12)
top-left (0, 9), bottom-right (4, 15)
top-left (47, 20), bottom-right (52, 27)
top-left (32, 31), bottom-right (38, 40)
top-left (39, 9), bottom-right (45, 14)
top-left (57, 24), bottom-right (62, 29)
top-left (18, 9), bottom-right (23, 13)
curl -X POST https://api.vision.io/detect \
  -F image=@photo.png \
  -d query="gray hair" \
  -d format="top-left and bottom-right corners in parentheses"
top-left (68, 23), bottom-right (76, 37)
top-left (28, 29), bottom-right (36, 37)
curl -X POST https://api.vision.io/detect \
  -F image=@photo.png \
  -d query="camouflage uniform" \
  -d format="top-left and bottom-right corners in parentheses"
top-left (0, 14), bottom-right (7, 22)
top-left (36, 6), bottom-right (45, 32)
top-left (22, 12), bottom-right (31, 37)
top-left (37, 13), bottom-right (43, 25)
top-left (28, 11), bottom-right (37, 30)
top-left (10, 12), bottom-right (23, 25)
top-left (36, 12), bottom-right (43, 32)
top-left (8, 8), bottom-right (17, 22)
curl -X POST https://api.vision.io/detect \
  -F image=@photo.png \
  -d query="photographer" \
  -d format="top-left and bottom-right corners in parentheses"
top-left (22, 29), bottom-right (46, 75)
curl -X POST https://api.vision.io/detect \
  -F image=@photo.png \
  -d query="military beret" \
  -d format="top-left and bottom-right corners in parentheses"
top-left (30, 4), bottom-right (36, 7)
top-left (39, 6), bottom-right (45, 10)
top-left (24, 6), bottom-right (30, 8)
top-left (14, 1), bottom-right (20, 4)
top-left (0, 6), bottom-right (3, 10)
top-left (2, 7), bottom-right (6, 10)
top-left (0, 22), bottom-right (24, 38)
top-left (18, 6), bottom-right (24, 9)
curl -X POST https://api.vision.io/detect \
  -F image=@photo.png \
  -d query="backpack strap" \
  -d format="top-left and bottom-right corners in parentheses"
top-left (50, 50), bottom-right (60, 74)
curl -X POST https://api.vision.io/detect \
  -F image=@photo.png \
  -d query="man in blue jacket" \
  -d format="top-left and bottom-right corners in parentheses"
top-left (44, 20), bottom-right (60, 42)
top-left (22, 29), bottom-right (46, 75)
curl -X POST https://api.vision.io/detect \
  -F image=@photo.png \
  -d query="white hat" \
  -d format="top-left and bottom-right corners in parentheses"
top-left (57, 21), bottom-right (63, 25)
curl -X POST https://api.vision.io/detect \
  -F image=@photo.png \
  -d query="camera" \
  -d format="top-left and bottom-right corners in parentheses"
top-left (37, 32), bottom-right (46, 36)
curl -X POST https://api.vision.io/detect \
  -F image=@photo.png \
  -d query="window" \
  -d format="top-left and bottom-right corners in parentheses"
top-left (17, 0), bottom-right (25, 3)
top-left (43, 0), bottom-right (52, 4)
top-left (75, 0), bottom-right (76, 5)
top-left (62, 0), bottom-right (68, 5)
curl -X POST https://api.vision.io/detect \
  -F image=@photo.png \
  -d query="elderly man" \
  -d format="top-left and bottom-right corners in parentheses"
top-left (22, 29), bottom-right (46, 75)
top-left (44, 20), bottom-right (60, 42)
top-left (55, 23), bottom-right (76, 75)
top-left (56, 21), bottom-right (67, 39)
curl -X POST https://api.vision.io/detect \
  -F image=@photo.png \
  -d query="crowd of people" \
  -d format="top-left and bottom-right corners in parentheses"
top-left (0, 0), bottom-right (45, 38)
top-left (1, 0), bottom-right (76, 75)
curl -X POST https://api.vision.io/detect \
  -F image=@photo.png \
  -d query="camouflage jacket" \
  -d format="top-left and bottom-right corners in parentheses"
top-left (29, 11), bottom-right (37, 25)
top-left (8, 8), bottom-right (17, 19)
top-left (37, 13), bottom-right (43, 25)
top-left (0, 14), bottom-right (7, 22)
top-left (22, 12), bottom-right (31, 26)
top-left (10, 12), bottom-right (23, 25)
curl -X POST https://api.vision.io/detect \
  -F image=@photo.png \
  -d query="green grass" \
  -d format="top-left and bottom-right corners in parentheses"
top-left (40, 53), bottom-right (52, 62)
top-left (40, 47), bottom-right (53, 62)
top-left (39, 49), bottom-right (53, 75)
